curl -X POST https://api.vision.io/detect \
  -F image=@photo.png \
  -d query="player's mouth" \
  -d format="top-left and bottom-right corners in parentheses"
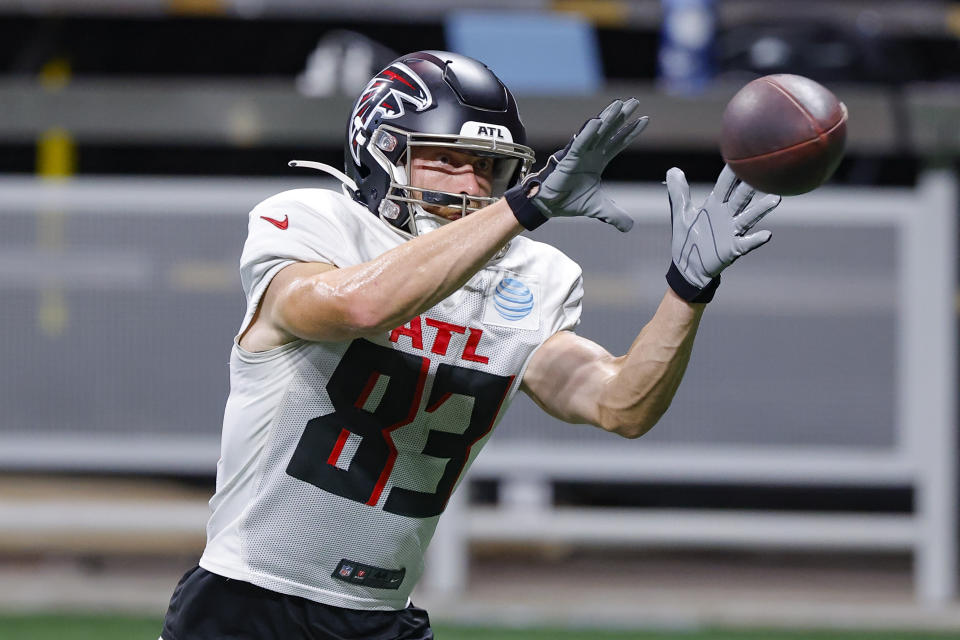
top-left (426, 206), bottom-right (465, 221)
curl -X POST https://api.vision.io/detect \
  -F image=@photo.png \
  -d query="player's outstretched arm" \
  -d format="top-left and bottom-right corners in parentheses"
top-left (249, 100), bottom-right (649, 348)
top-left (521, 290), bottom-right (704, 439)
top-left (521, 166), bottom-right (781, 438)
top-left (258, 198), bottom-right (524, 344)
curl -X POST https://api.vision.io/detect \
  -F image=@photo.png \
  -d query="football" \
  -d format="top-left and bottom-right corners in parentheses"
top-left (720, 74), bottom-right (848, 195)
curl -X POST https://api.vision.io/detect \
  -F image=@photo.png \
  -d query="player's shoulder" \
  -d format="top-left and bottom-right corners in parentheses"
top-left (250, 188), bottom-right (368, 226)
top-left (502, 235), bottom-right (582, 283)
top-left (242, 187), bottom-right (401, 269)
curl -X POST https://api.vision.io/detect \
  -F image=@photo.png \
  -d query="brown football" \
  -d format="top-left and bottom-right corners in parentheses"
top-left (720, 74), bottom-right (847, 195)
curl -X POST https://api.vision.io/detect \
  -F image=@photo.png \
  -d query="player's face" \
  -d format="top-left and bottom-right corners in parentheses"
top-left (407, 146), bottom-right (495, 220)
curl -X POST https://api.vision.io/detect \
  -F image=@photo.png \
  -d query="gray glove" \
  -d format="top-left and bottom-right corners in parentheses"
top-left (666, 165), bottom-right (781, 303)
top-left (505, 99), bottom-right (648, 232)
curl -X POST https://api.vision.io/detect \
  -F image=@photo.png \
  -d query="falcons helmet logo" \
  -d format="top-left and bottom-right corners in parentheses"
top-left (349, 63), bottom-right (433, 165)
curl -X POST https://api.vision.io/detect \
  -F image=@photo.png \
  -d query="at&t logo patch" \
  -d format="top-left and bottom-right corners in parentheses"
top-left (482, 272), bottom-right (540, 331)
top-left (494, 278), bottom-right (534, 320)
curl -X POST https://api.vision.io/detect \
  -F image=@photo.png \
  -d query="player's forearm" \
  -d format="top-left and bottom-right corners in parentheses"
top-left (304, 199), bottom-right (524, 336)
top-left (598, 289), bottom-right (704, 438)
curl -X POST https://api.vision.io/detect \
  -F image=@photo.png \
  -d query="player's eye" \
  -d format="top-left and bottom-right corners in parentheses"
top-left (435, 154), bottom-right (452, 166)
top-left (474, 158), bottom-right (493, 173)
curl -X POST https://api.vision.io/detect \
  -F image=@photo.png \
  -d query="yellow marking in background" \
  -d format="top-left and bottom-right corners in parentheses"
top-left (947, 4), bottom-right (960, 37)
top-left (38, 57), bottom-right (71, 91)
top-left (552, 0), bottom-right (630, 27)
top-left (168, 0), bottom-right (226, 15)
top-left (227, 101), bottom-right (263, 147)
top-left (36, 126), bottom-right (75, 338)
top-left (36, 128), bottom-right (76, 179)
top-left (38, 289), bottom-right (68, 336)
top-left (168, 261), bottom-right (236, 292)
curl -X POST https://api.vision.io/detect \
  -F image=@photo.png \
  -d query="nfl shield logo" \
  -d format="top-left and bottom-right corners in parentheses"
top-left (339, 564), bottom-right (354, 578)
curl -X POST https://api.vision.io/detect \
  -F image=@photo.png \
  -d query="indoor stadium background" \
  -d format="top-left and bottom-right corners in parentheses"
top-left (1, 1), bottom-right (960, 638)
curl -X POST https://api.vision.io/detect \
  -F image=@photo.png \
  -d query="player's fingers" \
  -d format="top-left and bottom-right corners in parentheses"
top-left (715, 165), bottom-right (741, 203)
top-left (603, 98), bottom-right (643, 148)
top-left (613, 98), bottom-right (643, 136)
top-left (735, 194), bottom-right (781, 234)
top-left (588, 100), bottom-right (627, 151)
top-left (596, 197), bottom-right (634, 232)
top-left (623, 97), bottom-right (642, 115)
top-left (665, 167), bottom-right (691, 221)
top-left (727, 180), bottom-right (757, 214)
top-left (608, 115), bottom-right (649, 156)
top-left (597, 98), bottom-right (622, 120)
top-left (734, 229), bottom-right (773, 257)
top-left (574, 100), bottom-right (617, 140)
top-left (568, 116), bottom-right (604, 158)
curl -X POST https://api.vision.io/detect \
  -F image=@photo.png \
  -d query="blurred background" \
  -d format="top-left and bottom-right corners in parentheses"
top-left (1, 0), bottom-right (960, 637)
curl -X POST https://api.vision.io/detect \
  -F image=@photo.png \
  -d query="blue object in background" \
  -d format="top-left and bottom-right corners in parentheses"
top-left (445, 11), bottom-right (602, 95)
top-left (658, 0), bottom-right (717, 95)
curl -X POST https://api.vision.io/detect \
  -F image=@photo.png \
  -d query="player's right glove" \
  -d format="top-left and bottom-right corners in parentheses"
top-left (666, 165), bottom-right (781, 303)
top-left (504, 99), bottom-right (647, 233)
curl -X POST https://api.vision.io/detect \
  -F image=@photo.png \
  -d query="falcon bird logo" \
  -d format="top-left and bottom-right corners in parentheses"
top-left (349, 63), bottom-right (432, 165)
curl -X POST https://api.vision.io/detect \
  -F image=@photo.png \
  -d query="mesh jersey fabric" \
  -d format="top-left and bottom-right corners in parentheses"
top-left (199, 188), bottom-right (584, 610)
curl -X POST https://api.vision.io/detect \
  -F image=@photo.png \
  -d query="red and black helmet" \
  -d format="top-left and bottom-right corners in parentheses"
top-left (343, 50), bottom-right (535, 236)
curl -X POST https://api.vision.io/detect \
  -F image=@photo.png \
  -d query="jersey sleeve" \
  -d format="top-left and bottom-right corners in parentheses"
top-left (535, 241), bottom-right (584, 336)
top-left (511, 238), bottom-right (584, 338)
top-left (513, 246), bottom-right (585, 391)
top-left (557, 269), bottom-right (584, 333)
top-left (237, 190), bottom-right (362, 335)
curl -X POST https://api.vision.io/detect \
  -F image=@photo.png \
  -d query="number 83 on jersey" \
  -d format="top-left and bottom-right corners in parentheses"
top-left (286, 338), bottom-right (513, 519)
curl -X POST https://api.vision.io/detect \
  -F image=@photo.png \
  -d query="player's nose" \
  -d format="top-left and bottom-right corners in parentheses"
top-left (456, 166), bottom-right (484, 196)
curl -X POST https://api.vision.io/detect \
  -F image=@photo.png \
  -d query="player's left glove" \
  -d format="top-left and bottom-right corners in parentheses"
top-left (666, 165), bottom-right (781, 303)
top-left (505, 98), bottom-right (648, 233)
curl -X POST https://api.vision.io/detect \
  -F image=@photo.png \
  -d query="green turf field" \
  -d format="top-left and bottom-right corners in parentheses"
top-left (2, 614), bottom-right (960, 640)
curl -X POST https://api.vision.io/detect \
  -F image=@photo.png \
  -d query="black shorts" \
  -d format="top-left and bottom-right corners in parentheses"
top-left (161, 566), bottom-right (433, 640)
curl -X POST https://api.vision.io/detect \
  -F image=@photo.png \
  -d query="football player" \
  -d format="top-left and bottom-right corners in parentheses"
top-left (160, 50), bottom-right (779, 640)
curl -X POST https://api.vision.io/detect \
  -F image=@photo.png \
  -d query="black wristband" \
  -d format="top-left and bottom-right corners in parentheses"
top-left (504, 181), bottom-right (549, 231)
top-left (666, 263), bottom-right (720, 304)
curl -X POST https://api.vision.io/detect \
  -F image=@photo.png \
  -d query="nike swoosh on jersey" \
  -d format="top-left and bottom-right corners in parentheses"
top-left (261, 215), bottom-right (289, 230)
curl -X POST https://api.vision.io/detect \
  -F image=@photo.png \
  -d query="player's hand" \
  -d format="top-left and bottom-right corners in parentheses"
top-left (665, 165), bottom-right (781, 303)
top-left (505, 99), bottom-right (648, 232)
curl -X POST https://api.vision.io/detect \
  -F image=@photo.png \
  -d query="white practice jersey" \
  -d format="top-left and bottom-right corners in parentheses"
top-left (199, 188), bottom-right (583, 610)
